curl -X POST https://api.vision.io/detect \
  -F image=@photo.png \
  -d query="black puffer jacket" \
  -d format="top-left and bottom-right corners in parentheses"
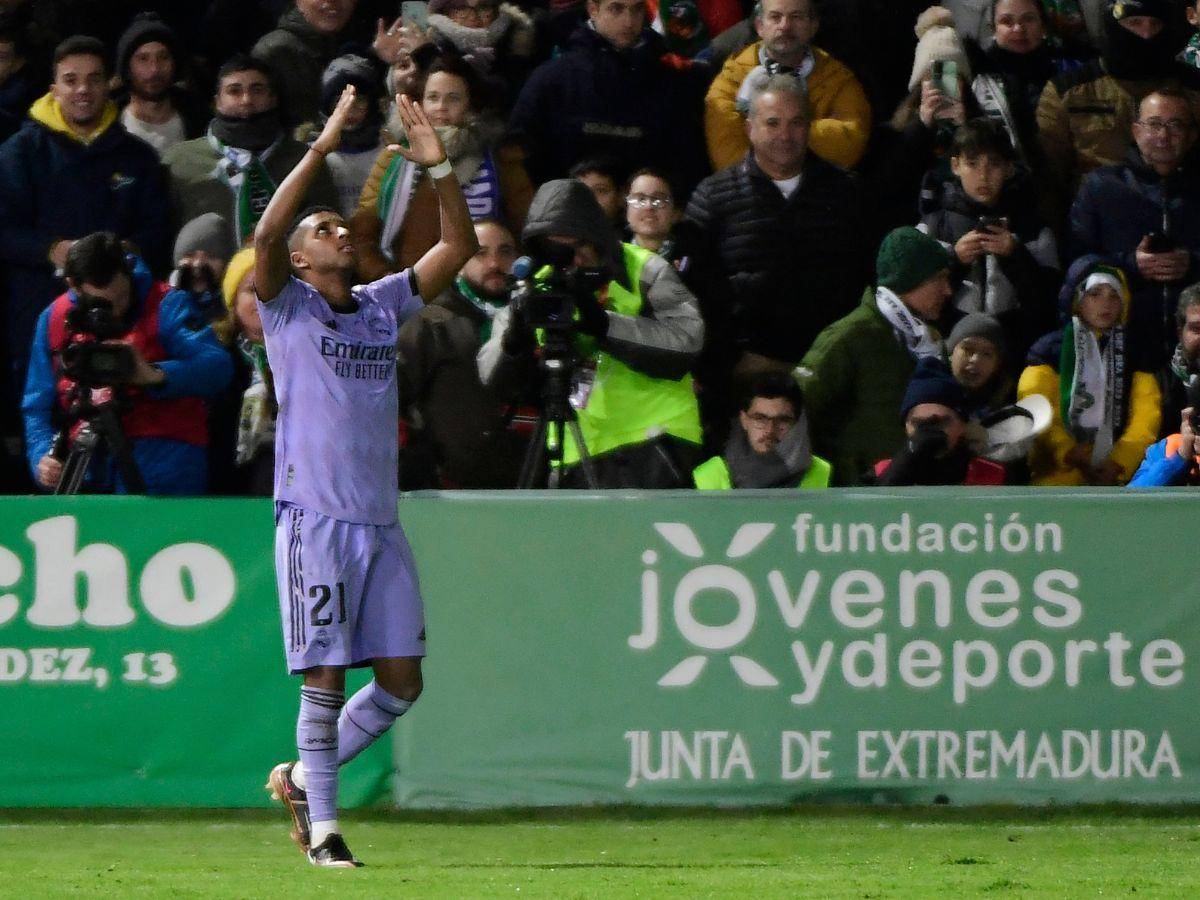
top-left (683, 152), bottom-right (869, 364)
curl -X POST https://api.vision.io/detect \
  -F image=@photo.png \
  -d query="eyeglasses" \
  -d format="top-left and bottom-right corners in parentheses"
top-left (626, 194), bottom-right (672, 209)
top-left (1136, 119), bottom-right (1192, 136)
top-left (746, 413), bottom-right (797, 430)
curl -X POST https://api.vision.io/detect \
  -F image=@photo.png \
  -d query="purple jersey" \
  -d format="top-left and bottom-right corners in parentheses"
top-left (259, 271), bottom-right (423, 525)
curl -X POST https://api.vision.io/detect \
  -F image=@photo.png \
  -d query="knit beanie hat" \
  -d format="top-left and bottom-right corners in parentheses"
top-left (115, 12), bottom-right (177, 83)
top-left (320, 53), bottom-right (382, 116)
top-left (876, 227), bottom-right (951, 294)
top-left (1110, 0), bottom-right (1170, 22)
top-left (222, 247), bottom-right (256, 311)
top-left (174, 213), bottom-right (234, 266)
top-left (909, 6), bottom-right (973, 91)
top-left (900, 356), bottom-right (969, 421)
top-left (947, 312), bottom-right (1005, 355)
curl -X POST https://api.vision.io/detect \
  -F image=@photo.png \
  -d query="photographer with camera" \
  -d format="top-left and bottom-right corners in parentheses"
top-left (170, 213), bottom-right (235, 328)
top-left (22, 232), bottom-right (233, 494)
top-left (1068, 89), bottom-right (1200, 366)
top-left (871, 356), bottom-right (1006, 486)
top-left (478, 178), bottom-right (705, 488)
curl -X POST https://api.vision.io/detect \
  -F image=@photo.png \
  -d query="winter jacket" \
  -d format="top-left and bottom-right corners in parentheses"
top-left (704, 42), bottom-right (871, 171)
top-left (0, 94), bottom-right (170, 387)
top-left (1035, 61), bottom-right (1200, 222)
top-left (252, 5), bottom-right (352, 127)
top-left (398, 285), bottom-right (529, 488)
top-left (427, 3), bottom-right (538, 109)
top-left (162, 129), bottom-right (340, 244)
top-left (21, 258), bottom-right (233, 494)
top-left (918, 175), bottom-right (1059, 361)
top-left (1017, 329), bottom-right (1161, 485)
top-left (479, 180), bottom-right (704, 465)
top-left (1068, 149), bottom-right (1200, 366)
top-left (796, 287), bottom-right (919, 486)
top-left (683, 152), bottom-right (868, 364)
top-left (1128, 433), bottom-right (1199, 487)
top-left (350, 125), bottom-right (533, 283)
top-left (969, 43), bottom-right (1058, 167)
top-left (507, 25), bottom-right (707, 189)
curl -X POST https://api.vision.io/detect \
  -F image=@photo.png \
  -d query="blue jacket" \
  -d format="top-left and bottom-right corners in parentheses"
top-left (0, 95), bottom-right (171, 390)
top-left (1129, 434), bottom-right (1195, 487)
top-left (22, 257), bottom-right (233, 494)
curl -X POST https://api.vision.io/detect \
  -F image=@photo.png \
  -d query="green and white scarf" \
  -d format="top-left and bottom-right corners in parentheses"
top-left (208, 131), bottom-right (280, 244)
top-left (1060, 317), bottom-right (1126, 466)
top-left (235, 336), bottom-right (275, 466)
top-left (455, 275), bottom-right (506, 342)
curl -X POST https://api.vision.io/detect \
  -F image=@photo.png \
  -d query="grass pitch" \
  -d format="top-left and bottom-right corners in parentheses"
top-left (1, 806), bottom-right (1198, 897)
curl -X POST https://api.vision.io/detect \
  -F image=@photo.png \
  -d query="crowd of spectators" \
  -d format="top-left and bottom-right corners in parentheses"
top-left (4, 0), bottom-right (1200, 493)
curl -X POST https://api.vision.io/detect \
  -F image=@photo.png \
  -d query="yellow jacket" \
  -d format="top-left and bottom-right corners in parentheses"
top-left (704, 43), bottom-right (871, 171)
top-left (1017, 363), bottom-right (1161, 486)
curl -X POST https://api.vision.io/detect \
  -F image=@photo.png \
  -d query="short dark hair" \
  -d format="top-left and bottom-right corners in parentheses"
top-left (53, 35), bottom-right (106, 76)
top-left (217, 53), bottom-right (276, 93)
top-left (64, 232), bottom-right (130, 287)
top-left (570, 156), bottom-right (623, 185)
top-left (741, 372), bottom-right (804, 415)
top-left (420, 53), bottom-right (485, 111)
top-left (625, 166), bottom-right (677, 201)
top-left (951, 118), bottom-right (1017, 162)
top-left (287, 205), bottom-right (343, 247)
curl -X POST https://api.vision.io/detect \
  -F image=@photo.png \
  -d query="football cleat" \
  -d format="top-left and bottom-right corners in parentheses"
top-left (266, 762), bottom-right (312, 853)
top-left (308, 833), bottom-right (364, 868)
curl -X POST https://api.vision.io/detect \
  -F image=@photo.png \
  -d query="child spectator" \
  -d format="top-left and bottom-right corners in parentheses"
top-left (1018, 261), bottom-right (1161, 485)
top-left (947, 312), bottom-right (1013, 421)
top-left (919, 118), bottom-right (1059, 360)
top-left (309, 54), bottom-right (388, 219)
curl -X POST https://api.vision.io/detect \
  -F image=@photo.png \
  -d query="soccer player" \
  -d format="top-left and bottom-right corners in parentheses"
top-left (256, 85), bottom-right (476, 868)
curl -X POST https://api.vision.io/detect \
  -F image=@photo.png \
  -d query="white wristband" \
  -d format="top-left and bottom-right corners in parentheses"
top-left (427, 158), bottom-right (452, 180)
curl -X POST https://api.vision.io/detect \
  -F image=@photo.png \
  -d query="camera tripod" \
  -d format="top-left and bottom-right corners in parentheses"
top-left (517, 340), bottom-right (600, 489)
top-left (52, 391), bottom-right (144, 495)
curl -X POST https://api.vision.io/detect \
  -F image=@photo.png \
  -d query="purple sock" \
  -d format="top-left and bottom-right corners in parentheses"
top-left (297, 686), bottom-right (344, 826)
top-left (337, 681), bottom-right (413, 765)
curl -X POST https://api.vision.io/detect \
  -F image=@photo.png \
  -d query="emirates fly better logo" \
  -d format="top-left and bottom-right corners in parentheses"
top-left (629, 522), bottom-right (778, 688)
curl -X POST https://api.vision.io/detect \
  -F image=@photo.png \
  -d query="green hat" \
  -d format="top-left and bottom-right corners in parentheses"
top-left (876, 227), bottom-right (951, 295)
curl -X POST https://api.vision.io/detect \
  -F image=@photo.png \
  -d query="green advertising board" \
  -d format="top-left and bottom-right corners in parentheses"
top-left (395, 489), bottom-right (1199, 808)
top-left (0, 491), bottom-right (1196, 808)
top-left (0, 497), bottom-right (390, 808)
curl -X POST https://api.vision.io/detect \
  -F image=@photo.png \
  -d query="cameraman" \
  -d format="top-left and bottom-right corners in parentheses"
top-left (871, 357), bottom-right (1006, 486)
top-left (478, 179), bottom-right (705, 488)
top-left (22, 232), bottom-right (233, 494)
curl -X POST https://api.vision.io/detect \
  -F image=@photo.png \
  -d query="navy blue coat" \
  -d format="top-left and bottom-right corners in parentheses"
top-left (0, 103), bottom-right (170, 397)
top-left (507, 26), bottom-right (707, 190)
top-left (1067, 149), bottom-right (1200, 365)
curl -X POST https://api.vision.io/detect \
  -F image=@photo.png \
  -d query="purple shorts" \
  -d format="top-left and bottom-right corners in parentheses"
top-left (274, 503), bottom-right (426, 674)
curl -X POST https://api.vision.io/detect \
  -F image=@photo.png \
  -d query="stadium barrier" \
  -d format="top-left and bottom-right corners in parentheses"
top-left (1, 490), bottom-right (1196, 808)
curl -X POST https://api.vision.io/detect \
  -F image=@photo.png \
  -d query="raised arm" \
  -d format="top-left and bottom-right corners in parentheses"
top-left (392, 94), bottom-right (479, 299)
top-left (253, 85), bottom-right (360, 301)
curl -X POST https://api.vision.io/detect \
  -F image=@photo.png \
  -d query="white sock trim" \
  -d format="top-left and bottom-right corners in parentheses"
top-left (310, 819), bottom-right (340, 848)
top-left (291, 761), bottom-right (306, 791)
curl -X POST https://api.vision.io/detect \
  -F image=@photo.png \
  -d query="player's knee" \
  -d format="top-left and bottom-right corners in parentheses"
top-left (375, 665), bottom-right (422, 702)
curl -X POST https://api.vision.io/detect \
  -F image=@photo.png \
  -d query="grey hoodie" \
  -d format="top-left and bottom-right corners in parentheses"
top-left (478, 179), bottom-right (704, 391)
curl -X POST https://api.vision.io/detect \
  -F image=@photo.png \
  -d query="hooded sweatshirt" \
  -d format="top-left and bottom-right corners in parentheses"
top-left (0, 94), bottom-right (170, 381)
top-left (478, 179), bottom-right (705, 458)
